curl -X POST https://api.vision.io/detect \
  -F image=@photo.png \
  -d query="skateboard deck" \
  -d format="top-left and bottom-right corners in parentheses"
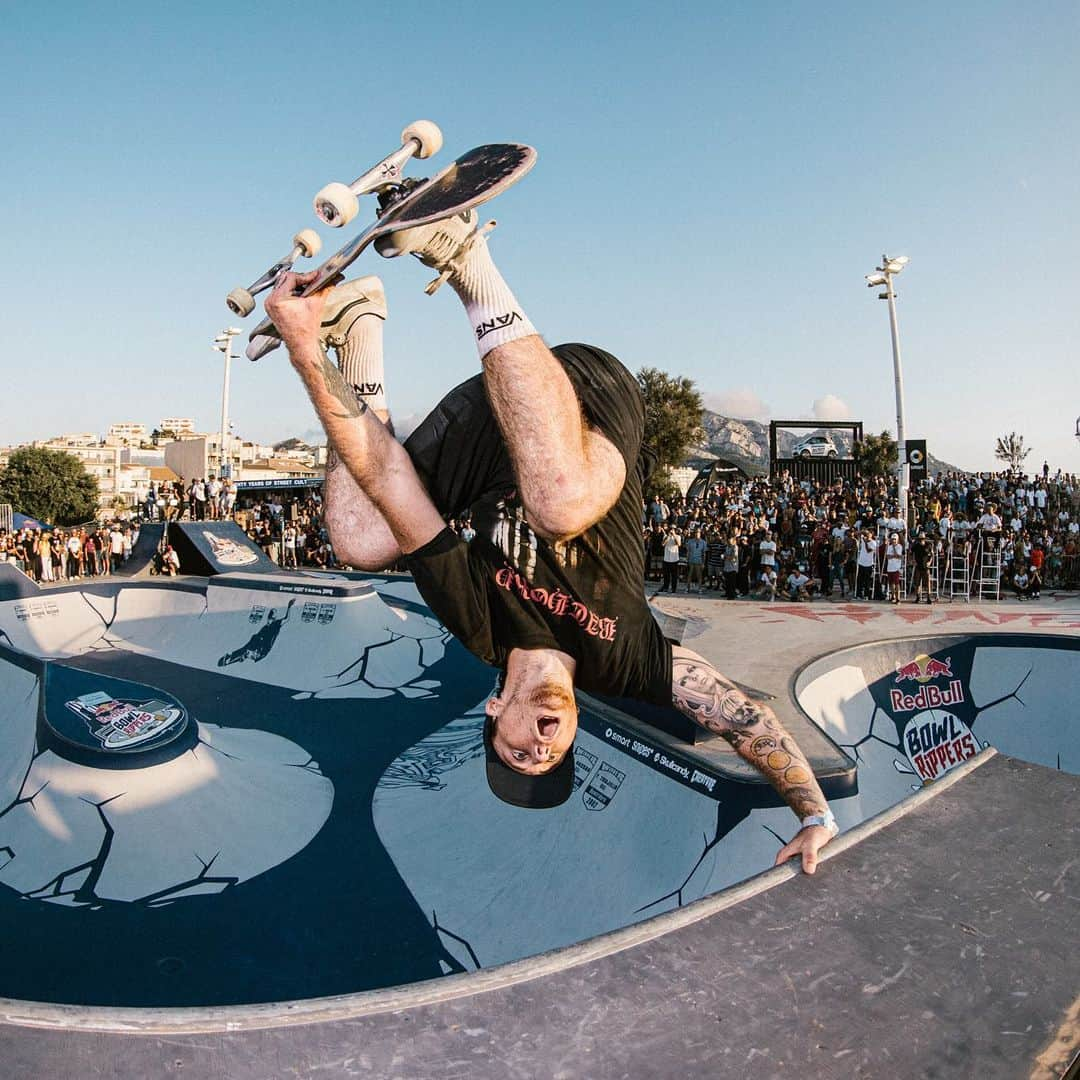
top-left (247, 143), bottom-right (536, 351)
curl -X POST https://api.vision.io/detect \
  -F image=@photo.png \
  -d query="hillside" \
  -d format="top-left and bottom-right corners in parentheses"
top-left (688, 410), bottom-right (965, 478)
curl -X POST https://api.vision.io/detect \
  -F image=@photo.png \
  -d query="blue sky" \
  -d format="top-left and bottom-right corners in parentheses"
top-left (2, 1), bottom-right (1078, 472)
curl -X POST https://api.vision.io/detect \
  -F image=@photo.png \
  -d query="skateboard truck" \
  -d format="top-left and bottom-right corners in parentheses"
top-left (226, 229), bottom-right (322, 317)
top-left (313, 120), bottom-right (442, 228)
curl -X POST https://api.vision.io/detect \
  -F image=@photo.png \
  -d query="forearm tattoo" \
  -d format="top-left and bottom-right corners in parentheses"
top-left (318, 350), bottom-right (368, 420)
top-left (671, 653), bottom-right (826, 818)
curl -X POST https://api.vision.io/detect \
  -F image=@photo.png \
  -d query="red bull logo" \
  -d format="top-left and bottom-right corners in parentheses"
top-left (891, 654), bottom-right (965, 712)
top-left (894, 654), bottom-right (954, 684)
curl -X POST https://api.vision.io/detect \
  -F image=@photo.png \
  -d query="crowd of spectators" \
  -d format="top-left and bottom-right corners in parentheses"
top-left (142, 477), bottom-right (237, 523)
top-left (3, 464), bottom-right (1078, 598)
top-left (0, 521), bottom-right (139, 582)
top-left (234, 490), bottom-right (337, 570)
top-left (643, 465), bottom-right (1080, 602)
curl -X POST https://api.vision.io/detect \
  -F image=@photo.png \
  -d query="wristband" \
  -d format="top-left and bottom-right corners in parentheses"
top-left (801, 809), bottom-right (839, 836)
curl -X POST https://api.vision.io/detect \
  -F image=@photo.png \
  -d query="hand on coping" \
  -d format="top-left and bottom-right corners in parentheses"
top-left (774, 824), bottom-right (835, 875)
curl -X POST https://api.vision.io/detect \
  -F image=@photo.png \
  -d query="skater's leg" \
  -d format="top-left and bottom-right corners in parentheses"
top-left (379, 218), bottom-right (625, 541)
top-left (268, 273), bottom-right (444, 567)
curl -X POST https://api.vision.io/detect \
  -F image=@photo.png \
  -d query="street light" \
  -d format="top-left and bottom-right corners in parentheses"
top-left (211, 327), bottom-right (242, 480)
top-left (866, 254), bottom-right (911, 525)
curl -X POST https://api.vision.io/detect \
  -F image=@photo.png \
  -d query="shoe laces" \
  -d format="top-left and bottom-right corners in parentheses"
top-left (420, 219), bottom-right (498, 295)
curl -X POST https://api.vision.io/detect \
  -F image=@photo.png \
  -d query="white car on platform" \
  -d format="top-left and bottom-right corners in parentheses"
top-left (793, 434), bottom-right (839, 459)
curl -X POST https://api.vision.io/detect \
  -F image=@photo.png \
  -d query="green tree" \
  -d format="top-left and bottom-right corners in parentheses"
top-left (637, 367), bottom-right (704, 484)
top-left (854, 430), bottom-right (898, 479)
top-left (0, 447), bottom-right (100, 525)
top-left (994, 431), bottom-right (1031, 472)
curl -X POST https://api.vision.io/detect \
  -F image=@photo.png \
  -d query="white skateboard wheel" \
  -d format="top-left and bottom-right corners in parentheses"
top-left (226, 287), bottom-right (255, 317)
top-left (293, 228), bottom-right (322, 258)
top-left (314, 182), bottom-right (359, 228)
top-left (402, 120), bottom-right (442, 159)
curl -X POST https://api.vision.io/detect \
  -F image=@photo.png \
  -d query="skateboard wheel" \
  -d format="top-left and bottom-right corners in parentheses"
top-left (226, 287), bottom-right (255, 318)
top-left (402, 120), bottom-right (442, 159)
top-left (314, 182), bottom-right (359, 228)
top-left (293, 228), bottom-right (322, 258)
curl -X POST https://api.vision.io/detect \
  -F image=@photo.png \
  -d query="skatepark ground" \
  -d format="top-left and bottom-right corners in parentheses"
top-left (0, 561), bottom-right (1076, 1078)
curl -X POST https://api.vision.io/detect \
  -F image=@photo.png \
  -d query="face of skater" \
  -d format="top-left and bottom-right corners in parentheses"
top-left (486, 649), bottom-right (579, 774)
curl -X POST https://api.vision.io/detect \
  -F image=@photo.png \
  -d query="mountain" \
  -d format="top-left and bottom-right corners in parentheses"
top-left (688, 410), bottom-right (966, 477)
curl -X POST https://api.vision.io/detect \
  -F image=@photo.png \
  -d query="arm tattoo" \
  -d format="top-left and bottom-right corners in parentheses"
top-left (318, 351), bottom-right (368, 420)
top-left (671, 651), bottom-right (827, 819)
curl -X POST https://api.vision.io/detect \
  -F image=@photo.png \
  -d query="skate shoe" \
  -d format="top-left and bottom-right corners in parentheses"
top-left (245, 275), bottom-right (387, 361)
top-left (319, 275), bottom-right (387, 350)
top-left (375, 208), bottom-right (496, 294)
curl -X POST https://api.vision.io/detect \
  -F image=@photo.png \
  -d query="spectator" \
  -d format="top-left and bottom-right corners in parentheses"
top-left (884, 532), bottom-right (904, 604)
top-left (855, 530), bottom-right (877, 600)
top-left (685, 527), bottom-right (707, 594)
top-left (786, 565), bottom-right (812, 601)
top-left (659, 526), bottom-right (682, 594)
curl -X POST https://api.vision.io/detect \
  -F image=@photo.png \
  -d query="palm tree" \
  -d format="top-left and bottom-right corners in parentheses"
top-left (994, 432), bottom-right (1030, 472)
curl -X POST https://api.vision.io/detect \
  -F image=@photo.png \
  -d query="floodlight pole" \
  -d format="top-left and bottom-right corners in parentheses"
top-left (867, 256), bottom-right (910, 527)
top-left (882, 259), bottom-right (908, 526)
top-left (212, 328), bottom-right (242, 480)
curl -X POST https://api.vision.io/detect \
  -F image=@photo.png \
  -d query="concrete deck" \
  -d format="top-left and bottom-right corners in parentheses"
top-left (0, 580), bottom-right (1076, 1078)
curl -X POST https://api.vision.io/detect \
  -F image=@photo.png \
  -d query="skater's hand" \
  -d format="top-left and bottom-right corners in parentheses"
top-left (266, 270), bottom-right (331, 356)
top-left (774, 824), bottom-right (835, 875)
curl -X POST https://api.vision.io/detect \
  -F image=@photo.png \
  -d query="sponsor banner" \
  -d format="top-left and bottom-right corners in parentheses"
top-left (579, 711), bottom-right (722, 799)
top-left (65, 691), bottom-right (185, 752)
top-left (203, 530), bottom-right (260, 567)
top-left (903, 711), bottom-right (979, 782)
top-left (14, 601), bottom-right (60, 621)
top-left (234, 478), bottom-right (322, 490)
top-left (582, 762), bottom-right (626, 811)
top-left (209, 576), bottom-right (362, 599)
top-left (42, 664), bottom-right (195, 764)
top-left (869, 644), bottom-right (985, 784)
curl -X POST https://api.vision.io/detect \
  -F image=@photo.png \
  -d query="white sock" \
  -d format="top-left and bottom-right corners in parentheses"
top-left (334, 314), bottom-right (387, 415)
top-left (450, 236), bottom-right (538, 360)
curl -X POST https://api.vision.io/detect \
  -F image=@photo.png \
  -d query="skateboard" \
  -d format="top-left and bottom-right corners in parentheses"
top-left (226, 121), bottom-right (444, 317)
top-left (242, 133), bottom-right (537, 356)
top-left (226, 229), bottom-right (322, 317)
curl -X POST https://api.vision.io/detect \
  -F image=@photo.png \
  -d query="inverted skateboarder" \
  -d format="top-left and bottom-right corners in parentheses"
top-left (266, 213), bottom-right (838, 871)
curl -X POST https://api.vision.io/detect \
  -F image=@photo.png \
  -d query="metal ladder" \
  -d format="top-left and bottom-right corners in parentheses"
top-left (976, 534), bottom-right (1002, 601)
top-left (944, 536), bottom-right (972, 601)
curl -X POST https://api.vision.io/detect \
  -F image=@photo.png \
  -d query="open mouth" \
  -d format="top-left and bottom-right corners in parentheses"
top-left (538, 717), bottom-right (558, 739)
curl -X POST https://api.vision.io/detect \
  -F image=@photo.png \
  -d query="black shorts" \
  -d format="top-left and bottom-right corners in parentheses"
top-left (403, 343), bottom-right (652, 521)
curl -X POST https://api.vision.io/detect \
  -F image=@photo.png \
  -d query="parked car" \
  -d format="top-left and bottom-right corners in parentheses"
top-left (793, 434), bottom-right (839, 459)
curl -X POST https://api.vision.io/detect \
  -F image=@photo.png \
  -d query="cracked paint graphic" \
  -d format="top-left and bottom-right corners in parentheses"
top-left (0, 675), bottom-right (333, 908)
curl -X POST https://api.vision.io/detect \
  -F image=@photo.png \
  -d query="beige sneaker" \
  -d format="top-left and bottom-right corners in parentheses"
top-left (245, 275), bottom-right (386, 361)
top-left (375, 209), bottom-right (495, 294)
top-left (319, 275), bottom-right (386, 349)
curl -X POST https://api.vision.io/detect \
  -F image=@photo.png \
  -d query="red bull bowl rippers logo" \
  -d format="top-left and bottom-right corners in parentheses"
top-left (891, 654), bottom-right (965, 712)
top-left (902, 709), bottom-right (979, 781)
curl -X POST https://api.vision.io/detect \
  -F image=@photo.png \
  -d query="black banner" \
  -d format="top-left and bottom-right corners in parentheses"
top-left (907, 439), bottom-right (927, 483)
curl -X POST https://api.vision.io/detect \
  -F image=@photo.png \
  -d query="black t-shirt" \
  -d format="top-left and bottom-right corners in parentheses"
top-left (405, 345), bottom-right (673, 705)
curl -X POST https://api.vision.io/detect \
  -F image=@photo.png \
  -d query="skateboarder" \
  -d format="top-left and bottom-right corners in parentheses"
top-left (266, 215), bottom-right (838, 872)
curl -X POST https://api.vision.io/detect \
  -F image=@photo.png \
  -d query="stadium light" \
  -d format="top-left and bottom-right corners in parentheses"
top-left (866, 254), bottom-right (911, 525)
top-left (211, 327), bottom-right (243, 480)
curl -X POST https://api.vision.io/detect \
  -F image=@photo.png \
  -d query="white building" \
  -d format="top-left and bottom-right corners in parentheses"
top-left (163, 434), bottom-right (244, 482)
top-left (41, 440), bottom-right (123, 509)
top-left (159, 418), bottom-right (196, 436)
top-left (107, 422), bottom-right (148, 445)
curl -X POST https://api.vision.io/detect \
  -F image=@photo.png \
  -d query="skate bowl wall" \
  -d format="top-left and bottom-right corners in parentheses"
top-left (166, 521), bottom-right (278, 576)
top-left (795, 633), bottom-right (1079, 823)
top-left (0, 573), bottom-right (852, 1020)
top-left (110, 522), bottom-right (165, 578)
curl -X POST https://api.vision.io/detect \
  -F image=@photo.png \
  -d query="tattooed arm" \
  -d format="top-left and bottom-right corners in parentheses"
top-left (670, 644), bottom-right (836, 873)
top-left (265, 270), bottom-right (445, 556)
